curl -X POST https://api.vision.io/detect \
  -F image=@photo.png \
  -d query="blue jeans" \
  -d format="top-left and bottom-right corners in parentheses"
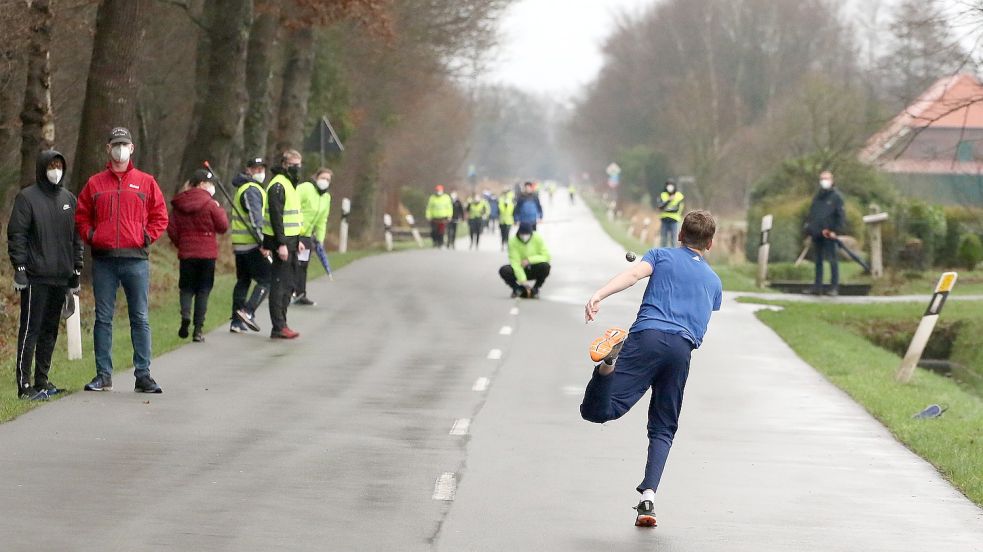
top-left (660, 219), bottom-right (678, 248)
top-left (92, 257), bottom-right (152, 379)
top-left (580, 329), bottom-right (692, 494)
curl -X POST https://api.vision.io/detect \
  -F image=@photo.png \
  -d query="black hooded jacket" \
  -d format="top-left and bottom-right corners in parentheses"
top-left (6, 150), bottom-right (84, 285)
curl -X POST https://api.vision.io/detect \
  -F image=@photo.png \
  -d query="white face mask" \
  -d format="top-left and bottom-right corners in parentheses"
top-left (666, 185), bottom-right (675, 194)
top-left (316, 178), bottom-right (331, 191)
top-left (46, 168), bottom-right (63, 185)
top-left (111, 144), bottom-right (131, 163)
top-left (819, 179), bottom-right (833, 190)
top-left (518, 234), bottom-right (532, 243)
top-left (253, 171), bottom-right (266, 183)
top-left (202, 184), bottom-right (215, 197)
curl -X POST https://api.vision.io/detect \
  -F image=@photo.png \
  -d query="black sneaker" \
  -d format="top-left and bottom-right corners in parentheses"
top-left (292, 293), bottom-right (316, 306)
top-left (633, 500), bottom-right (657, 527)
top-left (530, 288), bottom-right (540, 299)
top-left (510, 288), bottom-right (523, 298)
top-left (35, 381), bottom-right (61, 396)
top-left (230, 320), bottom-right (247, 333)
top-left (235, 308), bottom-right (261, 332)
top-left (84, 375), bottom-right (113, 392)
top-left (18, 387), bottom-right (49, 401)
top-left (192, 327), bottom-right (205, 342)
top-left (178, 318), bottom-right (191, 339)
top-left (134, 376), bottom-right (162, 394)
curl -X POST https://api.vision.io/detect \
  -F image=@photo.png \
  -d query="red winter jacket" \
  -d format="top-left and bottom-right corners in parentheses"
top-left (76, 161), bottom-right (169, 258)
top-left (167, 187), bottom-right (229, 260)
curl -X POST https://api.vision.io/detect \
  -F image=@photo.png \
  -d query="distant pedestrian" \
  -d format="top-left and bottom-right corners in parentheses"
top-left (568, 184), bottom-right (577, 205)
top-left (447, 191), bottom-right (464, 249)
top-left (804, 170), bottom-right (845, 296)
top-left (76, 127), bottom-right (168, 393)
top-left (485, 189), bottom-right (499, 232)
top-left (167, 169), bottom-right (229, 343)
top-left (498, 222), bottom-right (550, 298)
top-left (466, 193), bottom-right (490, 249)
top-left (657, 180), bottom-right (684, 248)
top-left (230, 157), bottom-right (271, 333)
top-left (497, 188), bottom-right (515, 251)
top-left (514, 181), bottom-right (543, 230)
top-left (581, 210), bottom-right (722, 528)
top-left (425, 185), bottom-right (453, 248)
top-left (263, 149), bottom-right (305, 339)
top-left (7, 150), bottom-right (83, 400)
top-left (293, 168), bottom-right (333, 306)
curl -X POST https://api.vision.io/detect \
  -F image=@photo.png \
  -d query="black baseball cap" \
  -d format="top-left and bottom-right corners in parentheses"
top-left (246, 157), bottom-right (267, 168)
top-left (108, 127), bottom-right (133, 145)
top-left (190, 169), bottom-right (214, 185)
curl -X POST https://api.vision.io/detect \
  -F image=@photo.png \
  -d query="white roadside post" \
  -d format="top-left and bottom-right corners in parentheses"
top-left (639, 217), bottom-right (652, 244)
top-left (627, 215), bottom-right (639, 239)
top-left (66, 294), bottom-right (82, 360)
top-left (383, 214), bottom-right (394, 252)
top-left (405, 214), bottom-right (424, 248)
top-left (339, 198), bottom-right (351, 253)
top-left (896, 272), bottom-right (958, 383)
top-left (863, 206), bottom-right (889, 278)
top-left (607, 200), bottom-right (616, 222)
top-left (756, 214), bottom-right (773, 288)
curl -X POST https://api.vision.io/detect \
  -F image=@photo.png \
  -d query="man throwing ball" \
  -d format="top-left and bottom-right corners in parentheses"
top-left (581, 210), bottom-right (722, 527)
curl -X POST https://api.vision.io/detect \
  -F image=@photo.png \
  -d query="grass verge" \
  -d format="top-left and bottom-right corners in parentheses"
top-left (750, 299), bottom-right (983, 506)
top-left (0, 244), bottom-right (387, 423)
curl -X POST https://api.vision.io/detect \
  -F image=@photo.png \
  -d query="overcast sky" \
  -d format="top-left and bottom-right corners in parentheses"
top-left (482, 0), bottom-right (657, 101)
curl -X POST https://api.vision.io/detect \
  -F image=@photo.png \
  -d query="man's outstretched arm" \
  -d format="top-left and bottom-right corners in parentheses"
top-left (585, 262), bottom-right (653, 322)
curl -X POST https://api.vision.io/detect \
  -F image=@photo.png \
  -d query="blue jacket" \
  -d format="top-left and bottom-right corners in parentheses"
top-left (515, 192), bottom-right (543, 224)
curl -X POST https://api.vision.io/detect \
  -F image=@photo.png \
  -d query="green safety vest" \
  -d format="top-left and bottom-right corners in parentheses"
top-left (467, 199), bottom-right (489, 219)
top-left (231, 181), bottom-right (267, 246)
top-left (263, 174), bottom-right (303, 237)
top-left (296, 181), bottom-right (332, 242)
top-left (426, 193), bottom-right (453, 220)
top-left (498, 194), bottom-right (515, 226)
top-left (659, 191), bottom-right (684, 222)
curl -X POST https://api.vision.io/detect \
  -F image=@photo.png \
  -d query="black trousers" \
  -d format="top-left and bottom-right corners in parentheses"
top-left (295, 236), bottom-right (313, 296)
top-left (179, 258), bottom-right (216, 327)
top-left (812, 235), bottom-right (840, 288)
top-left (446, 221), bottom-right (459, 248)
top-left (233, 248), bottom-right (271, 317)
top-left (16, 284), bottom-right (67, 393)
top-left (499, 262), bottom-right (551, 291)
top-left (269, 237), bottom-right (299, 332)
top-left (430, 220), bottom-right (446, 247)
top-left (469, 218), bottom-right (483, 247)
top-left (499, 223), bottom-right (511, 246)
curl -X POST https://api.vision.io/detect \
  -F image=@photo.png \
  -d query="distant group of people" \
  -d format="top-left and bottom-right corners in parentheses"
top-left (7, 126), bottom-right (335, 400)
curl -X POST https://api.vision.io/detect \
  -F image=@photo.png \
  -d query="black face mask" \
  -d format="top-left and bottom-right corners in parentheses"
top-left (286, 164), bottom-right (301, 181)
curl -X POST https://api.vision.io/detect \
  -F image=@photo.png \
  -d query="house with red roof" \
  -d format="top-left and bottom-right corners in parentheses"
top-left (860, 73), bottom-right (983, 204)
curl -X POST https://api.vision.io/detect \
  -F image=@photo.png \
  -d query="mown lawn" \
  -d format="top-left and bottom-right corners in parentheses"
top-left (748, 299), bottom-right (983, 506)
top-left (0, 244), bottom-right (385, 423)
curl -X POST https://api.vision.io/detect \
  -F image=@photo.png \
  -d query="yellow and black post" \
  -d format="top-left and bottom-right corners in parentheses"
top-left (895, 272), bottom-right (958, 383)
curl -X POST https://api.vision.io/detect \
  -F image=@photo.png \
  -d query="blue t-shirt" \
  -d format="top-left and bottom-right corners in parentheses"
top-left (629, 247), bottom-right (723, 348)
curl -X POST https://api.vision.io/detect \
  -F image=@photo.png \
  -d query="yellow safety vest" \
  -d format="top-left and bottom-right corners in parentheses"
top-left (231, 181), bottom-right (266, 246)
top-left (296, 181), bottom-right (332, 241)
top-left (660, 191), bottom-right (684, 223)
top-left (263, 174), bottom-right (303, 237)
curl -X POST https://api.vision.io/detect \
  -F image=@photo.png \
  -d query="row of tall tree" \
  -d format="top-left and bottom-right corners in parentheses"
top-left (0, 0), bottom-right (510, 244)
top-left (565, 0), bottom-right (975, 212)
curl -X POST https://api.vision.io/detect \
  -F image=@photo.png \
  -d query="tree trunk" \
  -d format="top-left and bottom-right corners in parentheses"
top-left (19, 0), bottom-right (55, 188)
top-left (243, 0), bottom-right (281, 162)
top-left (179, 0), bottom-right (253, 186)
top-left (71, 0), bottom-right (153, 194)
top-left (273, 25), bottom-right (315, 152)
top-left (0, 4), bottom-right (29, 172)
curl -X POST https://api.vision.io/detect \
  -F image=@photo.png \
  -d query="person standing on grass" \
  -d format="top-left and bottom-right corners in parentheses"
top-left (167, 169), bottom-right (229, 343)
top-left (804, 170), bottom-right (845, 297)
top-left (262, 149), bottom-right (305, 340)
top-left (7, 150), bottom-right (84, 400)
top-left (581, 210), bottom-right (722, 528)
top-left (293, 168), bottom-right (332, 306)
top-left (76, 127), bottom-right (168, 394)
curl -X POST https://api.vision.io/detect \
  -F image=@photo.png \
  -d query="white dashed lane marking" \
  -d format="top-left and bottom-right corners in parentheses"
top-left (449, 418), bottom-right (471, 436)
top-left (472, 377), bottom-right (490, 392)
top-left (510, 307), bottom-right (519, 315)
top-left (432, 472), bottom-right (457, 501)
top-left (487, 349), bottom-right (502, 360)
top-left (499, 326), bottom-right (513, 335)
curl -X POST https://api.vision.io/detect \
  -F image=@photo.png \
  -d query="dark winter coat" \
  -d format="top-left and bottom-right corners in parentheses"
top-left (7, 150), bottom-right (84, 285)
top-left (167, 187), bottom-right (229, 260)
top-left (804, 188), bottom-right (845, 238)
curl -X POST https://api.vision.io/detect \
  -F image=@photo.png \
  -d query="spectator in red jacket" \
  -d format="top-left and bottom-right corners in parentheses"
top-left (167, 169), bottom-right (229, 343)
top-left (75, 127), bottom-right (168, 394)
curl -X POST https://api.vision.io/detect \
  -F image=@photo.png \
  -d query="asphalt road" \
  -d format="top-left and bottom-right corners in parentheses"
top-left (0, 194), bottom-right (980, 551)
